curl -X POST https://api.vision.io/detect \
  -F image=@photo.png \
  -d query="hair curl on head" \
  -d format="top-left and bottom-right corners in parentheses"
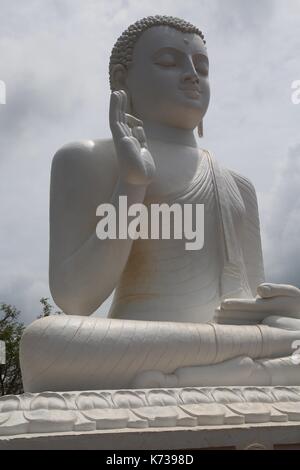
top-left (109, 15), bottom-right (206, 91)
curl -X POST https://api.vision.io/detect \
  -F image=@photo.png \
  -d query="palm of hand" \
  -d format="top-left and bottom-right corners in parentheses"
top-left (216, 283), bottom-right (300, 326)
top-left (109, 90), bottom-right (156, 185)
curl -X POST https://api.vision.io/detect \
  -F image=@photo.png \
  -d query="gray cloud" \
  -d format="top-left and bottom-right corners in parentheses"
top-left (210, 0), bottom-right (275, 34)
top-left (261, 144), bottom-right (300, 286)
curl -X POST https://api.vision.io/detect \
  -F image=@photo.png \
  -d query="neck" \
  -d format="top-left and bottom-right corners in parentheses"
top-left (143, 121), bottom-right (198, 148)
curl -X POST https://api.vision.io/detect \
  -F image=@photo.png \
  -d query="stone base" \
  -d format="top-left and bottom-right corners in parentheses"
top-left (1, 423), bottom-right (300, 450)
top-left (1, 386), bottom-right (300, 449)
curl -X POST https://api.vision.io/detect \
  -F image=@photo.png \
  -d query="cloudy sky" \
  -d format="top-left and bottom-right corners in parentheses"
top-left (0, 0), bottom-right (299, 324)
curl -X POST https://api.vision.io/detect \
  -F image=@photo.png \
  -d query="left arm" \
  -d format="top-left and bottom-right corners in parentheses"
top-left (231, 171), bottom-right (265, 296)
top-left (216, 172), bottom-right (300, 327)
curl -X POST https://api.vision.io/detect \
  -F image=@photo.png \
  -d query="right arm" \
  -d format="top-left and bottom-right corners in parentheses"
top-left (49, 91), bottom-right (155, 315)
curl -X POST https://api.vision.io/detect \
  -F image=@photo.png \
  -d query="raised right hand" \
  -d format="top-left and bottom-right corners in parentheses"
top-left (109, 90), bottom-right (156, 186)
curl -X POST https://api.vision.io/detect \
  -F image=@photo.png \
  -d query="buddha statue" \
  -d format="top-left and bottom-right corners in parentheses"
top-left (20, 16), bottom-right (300, 393)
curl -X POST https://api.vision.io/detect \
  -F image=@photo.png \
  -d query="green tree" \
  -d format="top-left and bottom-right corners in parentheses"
top-left (0, 298), bottom-right (62, 396)
top-left (38, 297), bottom-right (62, 318)
top-left (0, 303), bottom-right (24, 396)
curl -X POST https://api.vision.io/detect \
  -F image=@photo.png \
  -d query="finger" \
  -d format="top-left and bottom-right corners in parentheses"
top-left (119, 90), bottom-right (127, 118)
top-left (119, 121), bottom-right (131, 138)
top-left (109, 91), bottom-right (124, 129)
top-left (136, 127), bottom-right (148, 148)
top-left (129, 136), bottom-right (142, 154)
top-left (262, 315), bottom-right (300, 330)
top-left (214, 310), bottom-right (270, 325)
top-left (257, 283), bottom-right (300, 299)
top-left (115, 91), bottom-right (125, 123)
top-left (119, 89), bottom-right (127, 109)
top-left (115, 91), bottom-right (133, 137)
top-left (125, 113), bottom-right (143, 128)
top-left (125, 114), bottom-right (145, 142)
top-left (118, 91), bottom-right (134, 137)
top-left (113, 91), bottom-right (126, 125)
top-left (220, 298), bottom-right (270, 311)
top-left (109, 91), bottom-right (120, 129)
top-left (132, 126), bottom-right (148, 148)
top-left (215, 308), bottom-right (269, 324)
top-left (109, 96), bottom-right (125, 139)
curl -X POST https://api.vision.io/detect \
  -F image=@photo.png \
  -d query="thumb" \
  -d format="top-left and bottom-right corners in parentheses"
top-left (257, 283), bottom-right (300, 298)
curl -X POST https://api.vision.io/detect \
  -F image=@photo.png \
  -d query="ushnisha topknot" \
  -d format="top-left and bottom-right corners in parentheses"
top-left (109, 15), bottom-right (206, 91)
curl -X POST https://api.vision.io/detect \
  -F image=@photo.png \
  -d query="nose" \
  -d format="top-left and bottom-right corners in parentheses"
top-left (181, 58), bottom-right (199, 85)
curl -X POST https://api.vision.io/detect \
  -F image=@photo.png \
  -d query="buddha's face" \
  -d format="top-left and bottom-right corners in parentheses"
top-left (125, 26), bottom-right (210, 130)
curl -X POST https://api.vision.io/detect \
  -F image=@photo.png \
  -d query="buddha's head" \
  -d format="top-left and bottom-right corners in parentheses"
top-left (109, 15), bottom-right (210, 135)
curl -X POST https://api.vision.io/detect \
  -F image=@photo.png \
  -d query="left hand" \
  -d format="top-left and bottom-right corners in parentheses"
top-left (215, 283), bottom-right (300, 324)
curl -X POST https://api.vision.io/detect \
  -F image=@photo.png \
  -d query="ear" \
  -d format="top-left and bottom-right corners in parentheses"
top-left (198, 120), bottom-right (203, 138)
top-left (111, 64), bottom-right (128, 91)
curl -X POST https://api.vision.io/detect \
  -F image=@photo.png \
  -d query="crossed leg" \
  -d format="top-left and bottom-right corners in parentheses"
top-left (131, 316), bottom-right (300, 389)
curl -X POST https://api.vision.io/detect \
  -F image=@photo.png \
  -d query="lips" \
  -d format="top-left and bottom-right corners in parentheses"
top-left (180, 88), bottom-right (202, 99)
top-left (179, 87), bottom-right (202, 94)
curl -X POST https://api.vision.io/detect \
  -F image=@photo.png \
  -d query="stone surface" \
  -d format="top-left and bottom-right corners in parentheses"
top-left (21, 315), bottom-right (300, 392)
top-left (1, 386), bottom-right (300, 437)
top-left (1, 423), bottom-right (300, 450)
top-left (1, 386), bottom-right (300, 449)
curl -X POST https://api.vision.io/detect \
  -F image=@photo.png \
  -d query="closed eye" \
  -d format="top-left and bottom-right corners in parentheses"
top-left (154, 52), bottom-right (177, 67)
top-left (155, 61), bottom-right (177, 67)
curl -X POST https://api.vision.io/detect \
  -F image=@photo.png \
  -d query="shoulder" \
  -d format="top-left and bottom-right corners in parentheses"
top-left (205, 148), bottom-right (258, 203)
top-left (52, 138), bottom-right (117, 173)
top-left (227, 169), bottom-right (257, 201)
top-left (50, 139), bottom-right (119, 203)
top-left (51, 139), bottom-right (119, 196)
top-left (203, 148), bottom-right (256, 196)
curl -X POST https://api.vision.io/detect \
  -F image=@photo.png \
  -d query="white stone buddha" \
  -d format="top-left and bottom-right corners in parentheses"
top-left (20, 16), bottom-right (300, 393)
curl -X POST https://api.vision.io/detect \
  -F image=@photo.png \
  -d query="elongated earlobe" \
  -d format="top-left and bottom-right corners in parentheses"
top-left (198, 120), bottom-right (203, 138)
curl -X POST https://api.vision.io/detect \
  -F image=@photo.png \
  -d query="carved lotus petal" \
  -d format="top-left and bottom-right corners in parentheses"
top-left (271, 387), bottom-right (300, 402)
top-left (30, 392), bottom-right (68, 410)
top-left (76, 392), bottom-right (110, 410)
top-left (180, 388), bottom-right (212, 404)
top-left (146, 389), bottom-right (177, 406)
top-left (0, 412), bottom-right (11, 425)
top-left (0, 395), bottom-right (21, 412)
top-left (211, 388), bottom-right (244, 404)
top-left (112, 390), bottom-right (145, 408)
top-left (242, 387), bottom-right (274, 403)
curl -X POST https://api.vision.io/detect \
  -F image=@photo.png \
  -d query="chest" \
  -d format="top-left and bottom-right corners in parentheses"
top-left (146, 141), bottom-right (202, 198)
